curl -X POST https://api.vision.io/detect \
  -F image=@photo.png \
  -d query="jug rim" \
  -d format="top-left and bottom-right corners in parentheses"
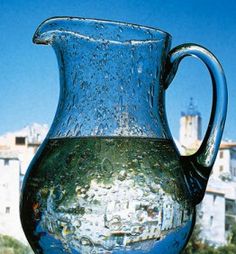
top-left (33, 16), bottom-right (172, 45)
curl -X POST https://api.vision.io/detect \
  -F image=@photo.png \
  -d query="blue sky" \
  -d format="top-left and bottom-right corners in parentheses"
top-left (0, 0), bottom-right (236, 140)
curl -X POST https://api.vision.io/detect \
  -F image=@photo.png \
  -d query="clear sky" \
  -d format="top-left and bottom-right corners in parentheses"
top-left (0, 0), bottom-right (236, 141)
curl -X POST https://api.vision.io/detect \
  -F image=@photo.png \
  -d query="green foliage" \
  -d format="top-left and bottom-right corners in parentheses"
top-left (182, 225), bottom-right (218, 254)
top-left (217, 244), bottom-right (236, 254)
top-left (183, 225), bottom-right (202, 254)
top-left (228, 221), bottom-right (236, 245)
top-left (183, 221), bottom-right (236, 254)
top-left (0, 235), bottom-right (32, 254)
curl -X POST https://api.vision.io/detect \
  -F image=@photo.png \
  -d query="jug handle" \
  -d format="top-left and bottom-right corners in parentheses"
top-left (164, 43), bottom-right (227, 203)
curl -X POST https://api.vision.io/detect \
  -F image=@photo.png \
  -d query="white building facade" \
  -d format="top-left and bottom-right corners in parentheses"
top-left (0, 154), bottom-right (23, 241)
top-left (0, 123), bottom-right (48, 243)
top-left (198, 188), bottom-right (226, 245)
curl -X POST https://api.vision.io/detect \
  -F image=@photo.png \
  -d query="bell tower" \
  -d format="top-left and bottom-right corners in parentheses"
top-left (179, 98), bottom-right (202, 149)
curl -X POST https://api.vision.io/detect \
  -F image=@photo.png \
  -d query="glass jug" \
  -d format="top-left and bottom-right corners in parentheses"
top-left (20, 17), bottom-right (227, 254)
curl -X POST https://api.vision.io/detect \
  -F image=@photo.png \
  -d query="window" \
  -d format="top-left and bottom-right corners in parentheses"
top-left (15, 137), bottom-right (26, 145)
top-left (213, 195), bottom-right (217, 203)
top-left (231, 167), bottom-right (236, 177)
top-left (225, 221), bottom-right (230, 231)
top-left (226, 199), bottom-right (236, 214)
top-left (226, 215), bottom-right (235, 231)
top-left (5, 207), bottom-right (10, 214)
top-left (220, 151), bottom-right (224, 159)
top-left (230, 150), bottom-right (236, 160)
top-left (219, 165), bottom-right (224, 172)
top-left (210, 215), bottom-right (214, 226)
top-left (198, 211), bottom-right (203, 219)
top-left (4, 159), bottom-right (9, 166)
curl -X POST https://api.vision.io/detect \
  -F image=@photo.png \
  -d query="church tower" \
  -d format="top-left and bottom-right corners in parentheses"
top-left (179, 98), bottom-right (202, 150)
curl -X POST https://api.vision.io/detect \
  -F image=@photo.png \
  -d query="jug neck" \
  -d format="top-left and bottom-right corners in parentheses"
top-left (33, 17), bottom-right (173, 139)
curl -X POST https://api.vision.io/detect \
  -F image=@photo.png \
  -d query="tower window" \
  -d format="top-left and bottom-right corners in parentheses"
top-left (4, 159), bottom-right (9, 166)
top-left (219, 165), bottom-right (224, 172)
top-left (220, 151), bottom-right (224, 159)
top-left (5, 207), bottom-right (10, 214)
top-left (210, 215), bottom-right (214, 226)
top-left (15, 137), bottom-right (26, 145)
top-left (213, 195), bottom-right (217, 203)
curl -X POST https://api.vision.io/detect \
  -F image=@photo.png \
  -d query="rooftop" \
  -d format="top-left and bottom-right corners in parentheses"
top-left (0, 151), bottom-right (19, 160)
top-left (220, 141), bottom-right (236, 149)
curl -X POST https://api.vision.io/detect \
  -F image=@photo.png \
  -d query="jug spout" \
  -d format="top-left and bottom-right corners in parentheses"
top-left (33, 17), bottom-right (86, 44)
top-left (33, 18), bottom-right (58, 45)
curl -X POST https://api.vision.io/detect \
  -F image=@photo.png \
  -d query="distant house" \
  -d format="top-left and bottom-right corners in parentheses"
top-left (179, 99), bottom-right (236, 246)
top-left (0, 152), bottom-right (22, 242)
top-left (0, 123), bottom-right (48, 243)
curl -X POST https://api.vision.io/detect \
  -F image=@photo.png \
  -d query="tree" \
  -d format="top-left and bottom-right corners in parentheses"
top-left (182, 220), bottom-right (236, 254)
top-left (0, 235), bottom-right (33, 254)
top-left (182, 225), bottom-right (218, 254)
top-left (217, 244), bottom-right (236, 254)
top-left (183, 225), bottom-right (202, 254)
top-left (227, 221), bottom-right (236, 245)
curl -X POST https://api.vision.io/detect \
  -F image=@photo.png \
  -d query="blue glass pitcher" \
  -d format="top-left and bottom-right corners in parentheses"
top-left (20, 17), bottom-right (227, 254)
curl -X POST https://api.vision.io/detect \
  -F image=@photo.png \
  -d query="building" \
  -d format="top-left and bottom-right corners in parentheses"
top-left (212, 142), bottom-right (236, 181)
top-left (179, 98), bottom-right (202, 151)
top-left (0, 152), bottom-right (23, 242)
top-left (179, 100), bottom-right (236, 246)
top-left (198, 187), bottom-right (226, 245)
top-left (0, 123), bottom-right (48, 243)
top-left (198, 142), bottom-right (236, 246)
